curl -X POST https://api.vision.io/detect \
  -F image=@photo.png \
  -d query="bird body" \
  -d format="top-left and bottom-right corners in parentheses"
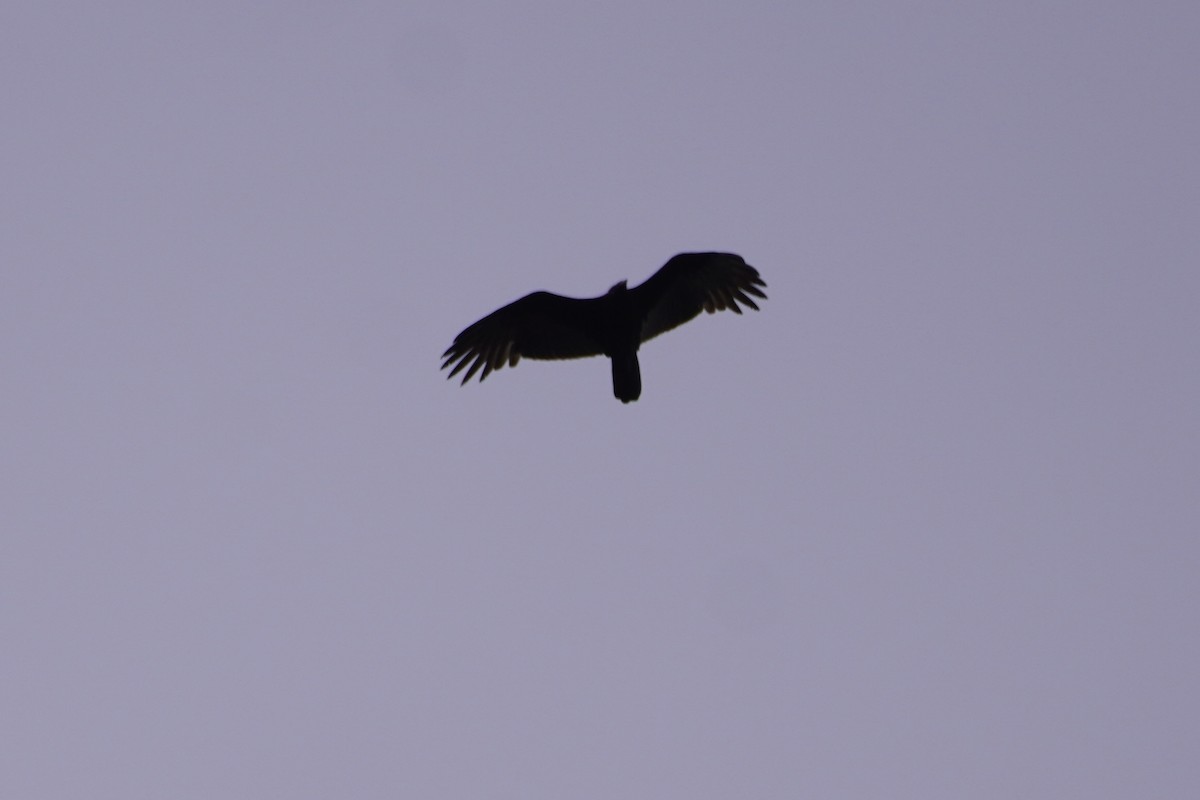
top-left (441, 252), bottom-right (766, 403)
top-left (596, 280), bottom-right (644, 402)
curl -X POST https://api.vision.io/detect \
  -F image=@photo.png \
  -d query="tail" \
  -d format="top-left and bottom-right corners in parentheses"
top-left (611, 351), bottom-right (642, 403)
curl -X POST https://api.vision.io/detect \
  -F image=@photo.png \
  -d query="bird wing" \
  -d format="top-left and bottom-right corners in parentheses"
top-left (634, 252), bottom-right (768, 343)
top-left (442, 291), bottom-right (606, 384)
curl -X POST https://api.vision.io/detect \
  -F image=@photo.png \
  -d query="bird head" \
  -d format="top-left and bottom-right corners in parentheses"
top-left (607, 280), bottom-right (628, 294)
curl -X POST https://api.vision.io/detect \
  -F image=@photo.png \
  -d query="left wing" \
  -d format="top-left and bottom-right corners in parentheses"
top-left (634, 252), bottom-right (767, 343)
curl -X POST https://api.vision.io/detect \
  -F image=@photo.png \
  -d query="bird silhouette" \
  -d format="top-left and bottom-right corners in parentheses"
top-left (441, 252), bottom-right (767, 403)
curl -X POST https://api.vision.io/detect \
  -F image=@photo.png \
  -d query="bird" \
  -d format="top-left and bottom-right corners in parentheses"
top-left (440, 252), bottom-right (767, 403)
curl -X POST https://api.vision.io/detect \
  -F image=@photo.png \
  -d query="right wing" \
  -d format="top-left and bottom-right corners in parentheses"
top-left (441, 292), bottom-right (606, 384)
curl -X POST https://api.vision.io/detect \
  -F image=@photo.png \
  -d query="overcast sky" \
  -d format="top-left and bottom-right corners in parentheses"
top-left (4, 2), bottom-right (1198, 798)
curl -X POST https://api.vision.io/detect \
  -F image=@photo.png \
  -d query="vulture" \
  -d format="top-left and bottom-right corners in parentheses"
top-left (441, 252), bottom-right (767, 403)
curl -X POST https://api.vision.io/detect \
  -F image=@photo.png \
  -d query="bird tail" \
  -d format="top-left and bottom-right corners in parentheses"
top-left (611, 351), bottom-right (641, 403)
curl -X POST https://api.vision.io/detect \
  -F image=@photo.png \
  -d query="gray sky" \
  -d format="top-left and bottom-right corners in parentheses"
top-left (4, 2), bottom-right (1198, 797)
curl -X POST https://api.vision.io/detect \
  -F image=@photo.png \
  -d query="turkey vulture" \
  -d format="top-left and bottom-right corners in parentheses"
top-left (441, 252), bottom-right (767, 403)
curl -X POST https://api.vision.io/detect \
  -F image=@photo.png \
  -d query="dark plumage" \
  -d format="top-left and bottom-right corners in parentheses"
top-left (441, 252), bottom-right (767, 403)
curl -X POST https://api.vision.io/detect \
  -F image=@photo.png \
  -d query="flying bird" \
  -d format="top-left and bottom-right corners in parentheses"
top-left (441, 252), bottom-right (767, 403)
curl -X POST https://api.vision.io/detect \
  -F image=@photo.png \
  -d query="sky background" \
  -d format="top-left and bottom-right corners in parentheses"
top-left (3, 1), bottom-right (1198, 797)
